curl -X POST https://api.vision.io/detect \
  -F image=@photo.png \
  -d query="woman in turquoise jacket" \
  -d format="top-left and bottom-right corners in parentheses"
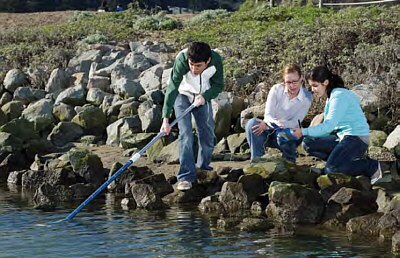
top-left (291, 66), bottom-right (382, 184)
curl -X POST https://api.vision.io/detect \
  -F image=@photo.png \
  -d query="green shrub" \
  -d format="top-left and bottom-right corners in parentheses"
top-left (69, 11), bottom-right (94, 22)
top-left (134, 15), bottom-right (179, 30)
top-left (134, 16), bottom-right (159, 30)
top-left (80, 33), bottom-right (109, 44)
top-left (187, 9), bottom-right (230, 26)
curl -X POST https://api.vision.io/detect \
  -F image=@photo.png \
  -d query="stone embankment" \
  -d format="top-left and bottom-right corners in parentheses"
top-left (0, 40), bottom-right (399, 254)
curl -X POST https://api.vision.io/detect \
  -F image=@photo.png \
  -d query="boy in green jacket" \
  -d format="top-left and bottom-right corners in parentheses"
top-left (160, 42), bottom-right (224, 191)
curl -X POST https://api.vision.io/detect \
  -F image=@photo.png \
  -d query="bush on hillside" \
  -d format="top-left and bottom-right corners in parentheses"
top-left (133, 15), bottom-right (179, 30)
top-left (69, 11), bottom-right (94, 22)
top-left (187, 9), bottom-right (230, 26)
top-left (80, 33), bottom-right (109, 44)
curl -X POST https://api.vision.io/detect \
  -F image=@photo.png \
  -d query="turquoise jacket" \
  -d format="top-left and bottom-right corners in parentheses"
top-left (302, 88), bottom-right (369, 139)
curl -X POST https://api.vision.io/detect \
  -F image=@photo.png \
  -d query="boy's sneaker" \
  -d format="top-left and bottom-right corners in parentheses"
top-left (371, 162), bottom-right (383, 185)
top-left (177, 180), bottom-right (192, 191)
top-left (309, 167), bottom-right (324, 175)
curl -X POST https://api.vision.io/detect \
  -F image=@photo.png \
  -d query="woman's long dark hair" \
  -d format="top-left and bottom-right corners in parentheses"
top-left (306, 66), bottom-right (345, 98)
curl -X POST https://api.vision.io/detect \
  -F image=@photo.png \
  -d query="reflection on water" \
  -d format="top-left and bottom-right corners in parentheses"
top-left (0, 185), bottom-right (393, 257)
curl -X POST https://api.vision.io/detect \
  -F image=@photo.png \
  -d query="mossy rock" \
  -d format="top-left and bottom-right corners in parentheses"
top-left (0, 118), bottom-right (39, 142)
top-left (369, 130), bottom-right (388, 147)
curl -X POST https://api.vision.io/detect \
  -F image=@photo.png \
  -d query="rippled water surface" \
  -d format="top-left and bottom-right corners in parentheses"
top-left (0, 186), bottom-right (393, 257)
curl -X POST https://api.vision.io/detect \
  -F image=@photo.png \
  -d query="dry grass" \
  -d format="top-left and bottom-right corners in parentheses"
top-left (0, 11), bottom-right (78, 33)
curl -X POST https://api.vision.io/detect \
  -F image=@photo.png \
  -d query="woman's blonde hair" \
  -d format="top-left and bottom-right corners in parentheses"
top-left (282, 64), bottom-right (302, 79)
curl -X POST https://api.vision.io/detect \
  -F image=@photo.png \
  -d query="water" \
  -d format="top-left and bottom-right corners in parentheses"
top-left (0, 186), bottom-right (393, 258)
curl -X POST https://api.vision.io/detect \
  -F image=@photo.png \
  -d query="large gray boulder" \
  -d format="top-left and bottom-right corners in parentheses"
top-left (0, 118), bottom-right (39, 142)
top-left (55, 85), bottom-right (86, 106)
top-left (3, 69), bottom-right (29, 93)
top-left (384, 125), bottom-right (400, 150)
top-left (137, 100), bottom-right (162, 133)
top-left (111, 63), bottom-right (141, 82)
top-left (68, 49), bottom-right (103, 73)
top-left (112, 78), bottom-right (145, 99)
top-left (33, 183), bottom-right (73, 211)
top-left (67, 148), bottom-right (105, 186)
top-left (119, 132), bottom-right (155, 150)
top-left (13, 87), bottom-right (36, 105)
top-left (48, 122), bottom-right (84, 147)
top-left (161, 68), bottom-right (172, 90)
top-left (53, 103), bottom-right (77, 122)
top-left (139, 65), bottom-right (163, 93)
top-left (240, 104), bottom-right (265, 130)
top-left (352, 81), bottom-right (383, 111)
top-left (0, 92), bottom-right (13, 107)
top-left (45, 68), bottom-right (71, 97)
top-left (71, 105), bottom-right (107, 135)
top-left (153, 139), bottom-right (179, 164)
top-left (118, 101), bottom-right (140, 119)
top-left (0, 132), bottom-right (23, 153)
top-left (323, 187), bottom-right (377, 225)
top-left (346, 212), bottom-right (382, 236)
top-left (212, 95), bottom-right (232, 141)
top-left (106, 116), bottom-right (142, 146)
top-left (316, 173), bottom-right (363, 203)
top-left (131, 183), bottom-right (166, 210)
top-left (124, 52), bottom-right (152, 73)
top-left (266, 181), bottom-right (324, 224)
top-left (22, 99), bottom-right (55, 132)
top-left (219, 182), bottom-right (249, 214)
top-left (86, 88), bottom-right (111, 106)
top-left (94, 57), bottom-right (125, 77)
top-left (1, 100), bottom-right (24, 120)
top-left (87, 76), bottom-right (111, 93)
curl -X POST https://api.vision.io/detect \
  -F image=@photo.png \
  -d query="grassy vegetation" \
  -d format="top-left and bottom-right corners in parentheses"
top-left (0, 2), bottom-right (399, 128)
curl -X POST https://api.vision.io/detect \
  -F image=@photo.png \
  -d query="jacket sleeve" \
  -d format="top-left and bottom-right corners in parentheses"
top-left (162, 53), bottom-right (189, 118)
top-left (202, 52), bottom-right (224, 101)
top-left (263, 85), bottom-right (281, 125)
top-left (302, 90), bottom-right (348, 137)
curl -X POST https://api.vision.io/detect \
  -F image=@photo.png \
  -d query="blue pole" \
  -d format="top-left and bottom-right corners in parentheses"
top-left (57, 104), bottom-right (196, 222)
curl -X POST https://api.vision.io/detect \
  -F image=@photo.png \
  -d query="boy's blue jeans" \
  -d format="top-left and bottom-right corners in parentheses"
top-left (174, 94), bottom-right (215, 183)
top-left (245, 118), bottom-right (299, 162)
top-left (302, 135), bottom-right (378, 177)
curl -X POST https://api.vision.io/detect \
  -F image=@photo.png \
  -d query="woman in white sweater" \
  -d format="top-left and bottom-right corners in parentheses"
top-left (245, 64), bottom-right (313, 163)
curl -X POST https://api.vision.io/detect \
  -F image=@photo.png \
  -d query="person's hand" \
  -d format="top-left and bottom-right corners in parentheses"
top-left (291, 128), bottom-right (303, 138)
top-left (194, 95), bottom-right (205, 107)
top-left (276, 120), bottom-right (285, 127)
top-left (161, 118), bottom-right (171, 135)
top-left (252, 119), bottom-right (268, 136)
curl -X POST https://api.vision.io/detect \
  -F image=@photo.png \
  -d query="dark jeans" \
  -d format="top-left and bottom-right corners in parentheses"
top-left (302, 135), bottom-right (378, 177)
top-left (245, 118), bottom-right (300, 162)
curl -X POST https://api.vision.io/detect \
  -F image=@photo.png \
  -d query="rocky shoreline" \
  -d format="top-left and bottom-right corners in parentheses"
top-left (0, 40), bottom-right (399, 254)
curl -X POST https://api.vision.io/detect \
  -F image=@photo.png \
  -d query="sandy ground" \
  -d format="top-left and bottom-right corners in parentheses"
top-left (0, 11), bottom-right (77, 33)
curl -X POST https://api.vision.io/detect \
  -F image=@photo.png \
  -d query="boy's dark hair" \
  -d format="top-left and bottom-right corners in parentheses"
top-left (187, 42), bottom-right (211, 63)
top-left (306, 66), bottom-right (345, 98)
